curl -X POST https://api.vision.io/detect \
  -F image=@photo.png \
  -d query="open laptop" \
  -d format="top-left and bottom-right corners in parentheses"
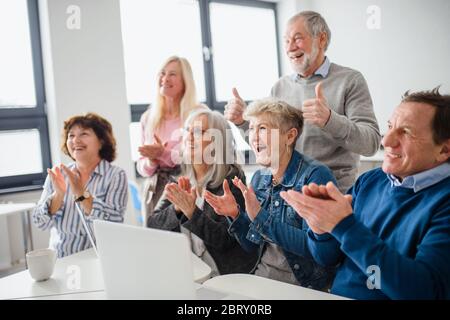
top-left (93, 220), bottom-right (228, 300)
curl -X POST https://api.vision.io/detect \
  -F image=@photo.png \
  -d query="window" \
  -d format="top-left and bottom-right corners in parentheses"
top-left (208, 1), bottom-right (280, 103)
top-left (120, 0), bottom-right (206, 105)
top-left (120, 0), bottom-right (280, 119)
top-left (120, 0), bottom-right (279, 163)
top-left (0, 0), bottom-right (50, 193)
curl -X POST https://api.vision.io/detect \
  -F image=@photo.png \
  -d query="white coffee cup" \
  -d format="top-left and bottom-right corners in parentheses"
top-left (26, 248), bottom-right (57, 281)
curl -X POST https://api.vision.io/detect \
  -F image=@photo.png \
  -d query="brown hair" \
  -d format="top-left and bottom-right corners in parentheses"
top-left (61, 113), bottom-right (117, 162)
top-left (402, 86), bottom-right (450, 145)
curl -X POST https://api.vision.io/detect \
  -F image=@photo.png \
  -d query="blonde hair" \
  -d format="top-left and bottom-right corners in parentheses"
top-left (145, 56), bottom-right (200, 140)
top-left (244, 98), bottom-right (304, 145)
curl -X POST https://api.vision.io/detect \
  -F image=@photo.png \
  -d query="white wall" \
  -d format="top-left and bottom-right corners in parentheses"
top-left (40, 0), bottom-right (133, 175)
top-left (276, 0), bottom-right (298, 75)
top-left (281, 0), bottom-right (450, 133)
top-left (0, 0), bottom-right (135, 269)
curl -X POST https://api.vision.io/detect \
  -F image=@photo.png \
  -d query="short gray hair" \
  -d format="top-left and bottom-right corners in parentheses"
top-left (288, 11), bottom-right (331, 51)
top-left (244, 98), bottom-right (304, 147)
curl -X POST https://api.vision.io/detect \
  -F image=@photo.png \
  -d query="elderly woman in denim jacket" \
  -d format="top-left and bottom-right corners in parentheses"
top-left (205, 98), bottom-right (337, 290)
top-left (147, 109), bottom-right (258, 276)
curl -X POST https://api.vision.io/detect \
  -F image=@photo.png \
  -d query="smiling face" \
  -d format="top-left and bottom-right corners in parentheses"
top-left (66, 125), bottom-right (102, 163)
top-left (184, 114), bottom-right (211, 164)
top-left (158, 60), bottom-right (185, 100)
top-left (381, 102), bottom-right (447, 179)
top-left (249, 115), bottom-right (296, 168)
top-left (284, 17), bottom-right (324, 77)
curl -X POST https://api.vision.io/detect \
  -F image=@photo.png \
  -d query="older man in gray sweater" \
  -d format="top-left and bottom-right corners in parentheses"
top-left (225, 11), bottom-right (381, 193)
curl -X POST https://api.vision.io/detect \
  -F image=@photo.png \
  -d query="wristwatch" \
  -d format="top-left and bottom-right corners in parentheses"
top-left (74, 190), bottom-right (91, 202)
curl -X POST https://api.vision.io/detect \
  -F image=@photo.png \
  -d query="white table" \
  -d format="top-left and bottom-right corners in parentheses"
top-left (0, 203), bottom-right (36, 263)
top-left (0, 248), bottom-right (211, 300)
top-left (19, 284), bottom-right (251, 300)
top-left (202, 274), bottom-right (349, 300)
top-left (19, 274), bottom-right (348, 300)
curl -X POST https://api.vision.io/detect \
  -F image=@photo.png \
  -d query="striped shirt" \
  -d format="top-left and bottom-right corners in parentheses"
top-left (33, 160), bottom-right (128, 258)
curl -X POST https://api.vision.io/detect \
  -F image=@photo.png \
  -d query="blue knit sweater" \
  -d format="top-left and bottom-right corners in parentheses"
top-left (309, 168), bottom-right (450, 299)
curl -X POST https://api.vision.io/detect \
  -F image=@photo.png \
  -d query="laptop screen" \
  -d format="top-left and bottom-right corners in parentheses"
top-left (75, 202), bottom-right (98, 256)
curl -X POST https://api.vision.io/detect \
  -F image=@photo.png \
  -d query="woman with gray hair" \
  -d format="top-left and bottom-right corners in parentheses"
top-left (205, 98), bottom-right (338, 290)
top-left (147, 109), bottom-right (258, 276)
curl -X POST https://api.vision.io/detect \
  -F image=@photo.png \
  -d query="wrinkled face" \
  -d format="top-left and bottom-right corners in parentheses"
top-left (66, 125), bottom-right (102, 162)
top-left (249, 115), bottom-right (292, 168)
top-left (381, 102), bottom-right (445, 179)
top-left (184, 114), bottom-right (211, 164)
top-left (284, 18), bottom-right (321, 76)
top-left (159, 61), bottom-right (185, 100)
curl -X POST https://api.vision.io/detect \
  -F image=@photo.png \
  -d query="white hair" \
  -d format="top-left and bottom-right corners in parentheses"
top-left (288, 11), bottom-right (332, 51)
top-left (182, 109), bottom-right (243, 189)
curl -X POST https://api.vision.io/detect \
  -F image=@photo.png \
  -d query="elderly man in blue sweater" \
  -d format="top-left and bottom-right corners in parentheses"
top-left (281, 87), bottom-right (450, 300)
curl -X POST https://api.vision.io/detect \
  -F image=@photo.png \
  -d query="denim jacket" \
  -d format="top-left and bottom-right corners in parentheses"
top-left (229, 150), bottom-right (338, 290)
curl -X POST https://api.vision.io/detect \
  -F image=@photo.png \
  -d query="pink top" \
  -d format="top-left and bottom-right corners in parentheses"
top-left (136, 111), bottom-right (183, 177)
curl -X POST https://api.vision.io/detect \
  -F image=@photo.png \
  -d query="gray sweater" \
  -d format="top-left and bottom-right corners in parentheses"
top-left (241, 63), bottom-right (381, 193)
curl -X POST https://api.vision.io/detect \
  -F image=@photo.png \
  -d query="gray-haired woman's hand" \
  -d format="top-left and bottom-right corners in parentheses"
top-left (204, 180), bottom-right (239, 219)
top-left (165, 183), bottom-right (196, 219)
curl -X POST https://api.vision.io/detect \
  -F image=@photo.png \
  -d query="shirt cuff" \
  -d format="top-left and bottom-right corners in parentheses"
top-left (307, 229), bottom-right (334, 242)
top-left (228, 207), bottom-right (250, 234)
top-left (330, 214), bottom-right (357, 240)
top-left (249, 207), bottom-right (269, 234)
top-left (44, 194), bottom-right (64, 217)
top-left (88, 198), bottom-right (110, 220)
top-left (182, 206), bottom-right (202, 227)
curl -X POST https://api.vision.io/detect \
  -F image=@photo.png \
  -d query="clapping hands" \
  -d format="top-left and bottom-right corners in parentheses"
top-left (204, 176), bottom-right (261, 221)
top-left (165, 176), bottom-right (196, 219)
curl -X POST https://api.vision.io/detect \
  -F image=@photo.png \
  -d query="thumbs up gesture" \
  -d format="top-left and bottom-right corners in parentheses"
top-left (224, 87), bottom-right (246, 126)
top-left (301, 82), bottom-right (332, 128)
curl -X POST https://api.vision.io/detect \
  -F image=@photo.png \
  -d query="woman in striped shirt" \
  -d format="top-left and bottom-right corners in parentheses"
top-left (33, 113), bottom-right (128, 258)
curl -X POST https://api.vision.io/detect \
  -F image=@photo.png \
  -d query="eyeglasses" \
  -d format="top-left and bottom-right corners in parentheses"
top-left (183, 127), bottom-right (207, 136)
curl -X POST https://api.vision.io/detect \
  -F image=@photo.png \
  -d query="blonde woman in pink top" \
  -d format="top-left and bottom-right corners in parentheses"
top-left (137, 56), bottom-right (206, 221)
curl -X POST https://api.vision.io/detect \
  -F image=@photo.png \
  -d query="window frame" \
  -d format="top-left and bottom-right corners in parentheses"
top-left (0, 0), bottom-right (51, 194)
top-left (129, 0), bottom-right (281, 118)
top-left (201, 0), bottom-right (281, 111)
